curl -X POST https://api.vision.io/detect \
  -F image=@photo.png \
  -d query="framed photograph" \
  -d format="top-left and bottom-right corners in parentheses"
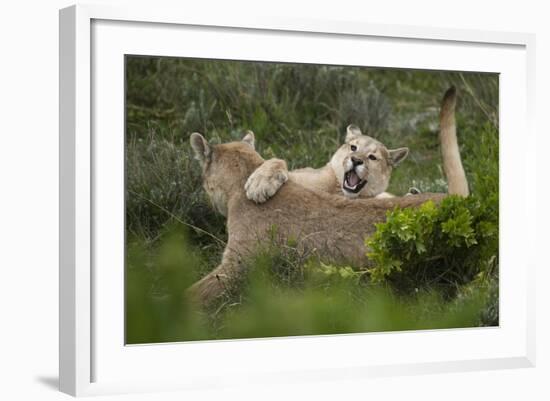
top-left (59, 4), bottom-right (536, 396)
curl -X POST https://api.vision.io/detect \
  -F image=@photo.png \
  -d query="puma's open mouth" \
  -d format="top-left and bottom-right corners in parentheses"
top-left (343, 169), bottom-right (367, 193)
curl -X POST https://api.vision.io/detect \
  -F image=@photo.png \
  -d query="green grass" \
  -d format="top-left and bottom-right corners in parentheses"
top-left (125, 56), bottom-right (499, 343)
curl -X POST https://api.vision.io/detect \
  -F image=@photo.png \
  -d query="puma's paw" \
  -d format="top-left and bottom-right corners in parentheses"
top-left (245, 166), bottom-right (289, 204)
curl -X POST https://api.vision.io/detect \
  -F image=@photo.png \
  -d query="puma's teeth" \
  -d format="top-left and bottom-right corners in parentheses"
top-left (343, 170), bottom-right (367, 193)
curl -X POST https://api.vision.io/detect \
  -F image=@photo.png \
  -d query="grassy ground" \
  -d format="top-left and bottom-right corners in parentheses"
top-left (125, 56), bottom-right (499, 344)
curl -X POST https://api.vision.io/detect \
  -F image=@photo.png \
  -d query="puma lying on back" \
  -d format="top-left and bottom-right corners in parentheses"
top-left (189, 133), bottom-right (448, 307)
top-left (245, 86), bottom-right (468, 203)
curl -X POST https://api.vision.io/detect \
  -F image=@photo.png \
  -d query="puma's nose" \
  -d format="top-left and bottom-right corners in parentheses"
top-left (351, 157), bottom-right (363, 166)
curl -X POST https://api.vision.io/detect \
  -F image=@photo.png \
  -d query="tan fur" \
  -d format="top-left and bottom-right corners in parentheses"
top-left (245, 87), bottom-right (468, 203)
top-left (189, 135), bottom-right (446, 307)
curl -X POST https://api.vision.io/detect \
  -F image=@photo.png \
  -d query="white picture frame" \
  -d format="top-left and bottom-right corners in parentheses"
top-left (59, 3), bottom-right (536, 397)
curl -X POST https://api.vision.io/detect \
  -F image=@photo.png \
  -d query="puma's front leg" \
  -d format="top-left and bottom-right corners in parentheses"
top-left (245, 158), bottom-right (289, 203)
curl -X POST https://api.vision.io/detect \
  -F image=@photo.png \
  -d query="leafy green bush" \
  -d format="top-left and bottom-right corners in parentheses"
top-left (366, 196), bottom-right (498, 294)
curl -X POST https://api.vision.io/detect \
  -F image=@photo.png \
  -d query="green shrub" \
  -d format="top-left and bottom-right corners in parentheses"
top-left (366, 195), bottom-right (498, 296)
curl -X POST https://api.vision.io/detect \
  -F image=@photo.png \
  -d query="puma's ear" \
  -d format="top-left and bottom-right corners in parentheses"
top-left (190, 132), bottom-right (211, 163)
top-left (345, 124), bottom-right (362, 142)
top-left (388, 147), bottom-right (409, 166)
top-left (242, 130), bottom-right (255, 149)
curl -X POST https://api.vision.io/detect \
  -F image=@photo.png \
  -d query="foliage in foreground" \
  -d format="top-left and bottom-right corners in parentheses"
top-left (126, 228), bottom-right (492, 344)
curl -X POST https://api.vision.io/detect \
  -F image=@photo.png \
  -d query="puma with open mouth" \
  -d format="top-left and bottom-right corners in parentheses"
top-left (244, 87), bottom-right (467, 204)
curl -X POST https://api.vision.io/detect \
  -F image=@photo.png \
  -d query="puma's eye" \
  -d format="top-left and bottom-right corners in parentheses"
top-left (368, 154), bottom-right (377, 161)
top-left (350, 145), bottom-right (357, 152)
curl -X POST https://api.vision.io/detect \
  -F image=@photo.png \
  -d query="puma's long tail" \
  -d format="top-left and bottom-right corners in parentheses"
top-left (440, 86), bottom-right (469, 197)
